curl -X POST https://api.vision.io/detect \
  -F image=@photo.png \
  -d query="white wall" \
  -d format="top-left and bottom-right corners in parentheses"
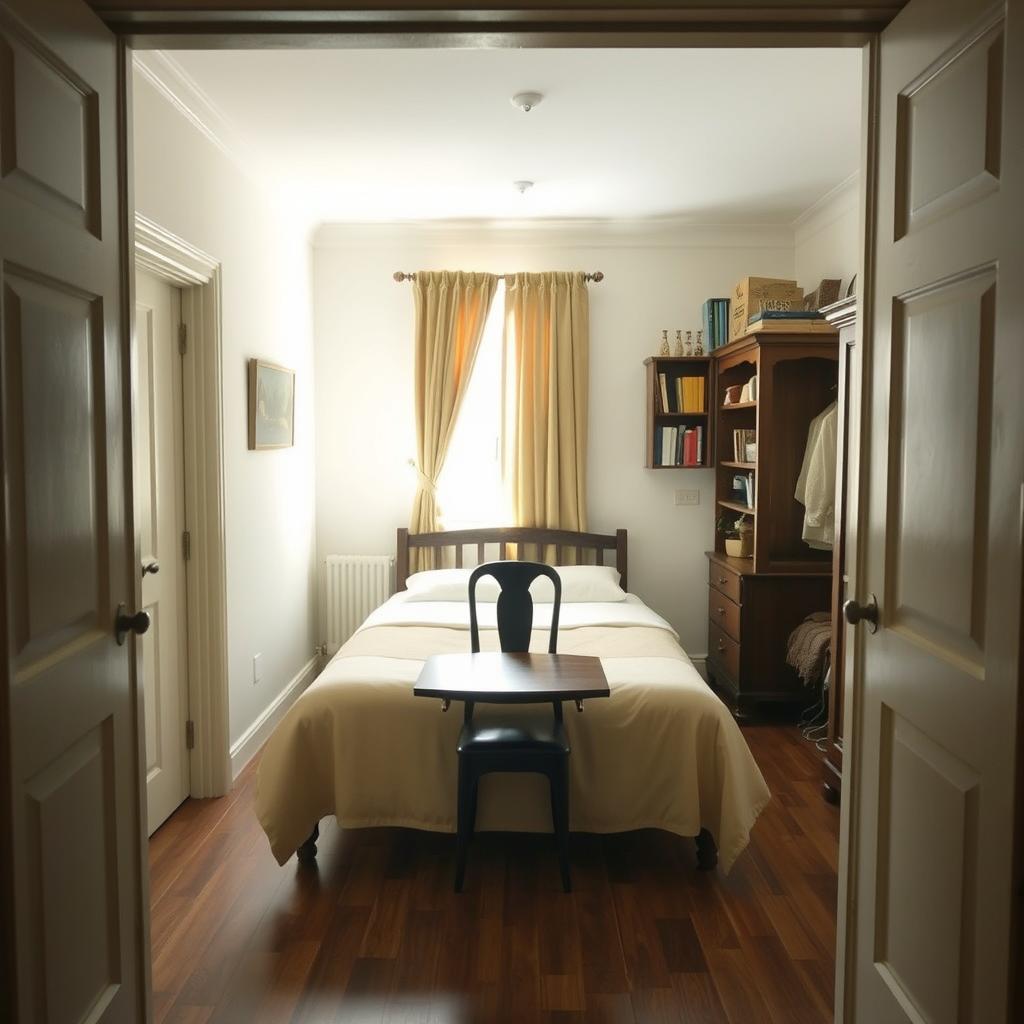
top-left (133, 71), bottom-right (318, 749)
top-left (313, 222), bottom-right (796, 657)
top-left (793, 174), bottom-right (861, 299)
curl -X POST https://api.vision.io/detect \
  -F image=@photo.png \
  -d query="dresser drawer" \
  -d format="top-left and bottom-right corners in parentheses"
top-left (708, 561), bottom-right (742, 605)
top-left (708, 621), bottom-right (740, 681)
top-left (708, 588), bottom-right (741, 641)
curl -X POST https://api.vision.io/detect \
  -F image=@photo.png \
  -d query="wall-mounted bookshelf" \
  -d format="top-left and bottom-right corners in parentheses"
top-left (643, 356), bottom-right (713, 469)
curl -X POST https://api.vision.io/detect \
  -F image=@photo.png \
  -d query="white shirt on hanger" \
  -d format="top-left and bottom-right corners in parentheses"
top-left (795, 401), bottom-right (838, 550)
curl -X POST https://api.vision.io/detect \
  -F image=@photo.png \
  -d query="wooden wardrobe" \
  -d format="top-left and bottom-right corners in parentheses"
top-left (706, 328), bottom-right (839, 719)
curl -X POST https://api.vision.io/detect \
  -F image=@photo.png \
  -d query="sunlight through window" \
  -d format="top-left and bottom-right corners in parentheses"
top-left (436, 283), bottom-right (511, 530)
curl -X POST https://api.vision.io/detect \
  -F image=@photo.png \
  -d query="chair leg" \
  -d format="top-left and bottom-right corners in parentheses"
top-left (297, 821), bottom-right (319, 864)
top-left (695, 827), bottom-right (718, 870)
top-left (455, 757), bottom-right (477, 892)
top-left (548, 758), bottom-right (571, 893)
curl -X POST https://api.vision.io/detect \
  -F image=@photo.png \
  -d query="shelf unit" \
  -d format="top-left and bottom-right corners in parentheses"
top-left (706, 327), bottom-right (839, 719)
top-left (643, 355), bottom-right (712, 469)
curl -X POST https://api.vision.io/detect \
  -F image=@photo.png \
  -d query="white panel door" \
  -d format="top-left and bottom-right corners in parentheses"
top-left (135, 269), bottom-right (189, 835)
top-left (843, 0), bottom-right (1022, 1021)
top-left (0, 0), bottom-right (148, 1021)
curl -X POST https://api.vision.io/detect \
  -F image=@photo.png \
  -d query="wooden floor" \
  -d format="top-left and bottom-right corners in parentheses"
top-left (149, 724), bottom-right (839, 1023)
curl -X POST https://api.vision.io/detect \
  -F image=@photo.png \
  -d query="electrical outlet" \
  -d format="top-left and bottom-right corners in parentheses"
top-left (674, 489), bottom-right (700, 507)
top-left (252, 652), bottom-right (262, 685)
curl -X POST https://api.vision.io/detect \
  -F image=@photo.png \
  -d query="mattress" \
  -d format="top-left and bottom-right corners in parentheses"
top-left (255, 593), bottom-right (770, 872)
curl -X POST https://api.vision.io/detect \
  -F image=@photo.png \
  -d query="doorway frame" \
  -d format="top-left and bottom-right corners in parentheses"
top-left (134, 214), bottom-right (231, 799)
top-left (100, 4), bottom-right (1021, 1023)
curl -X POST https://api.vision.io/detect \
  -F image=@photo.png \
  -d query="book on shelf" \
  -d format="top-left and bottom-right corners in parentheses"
top-left (656, 424), bottom-right (704, 467)
top-left (732, 428), bottom-right (756, 463)
top-left (729, 472), bottom-right (755, 508)
top-left (678, 375), bottom-right (705, 413)
top-left (744, 316), bottom-right (834, 335)
top-left (748, 309), bottom-right (824, 321)
top-left (658, 372), bottom-right (670, 413)
top-left (702, 297), bottom-right (730, 351)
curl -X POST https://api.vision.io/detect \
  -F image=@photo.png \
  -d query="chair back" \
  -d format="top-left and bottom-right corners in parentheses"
top-left (468, 561), bottom-right (561, 654)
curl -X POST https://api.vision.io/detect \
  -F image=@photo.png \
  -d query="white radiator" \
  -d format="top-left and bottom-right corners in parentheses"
top-left (324, 555), bottom-right (394, 654)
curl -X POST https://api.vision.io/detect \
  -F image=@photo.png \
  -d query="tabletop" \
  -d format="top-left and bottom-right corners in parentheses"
top-left (414, 652), bottom-right (610, 704)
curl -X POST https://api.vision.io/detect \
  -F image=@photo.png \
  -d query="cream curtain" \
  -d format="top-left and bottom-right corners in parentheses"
top-left (410, 271), bottom-right (499, 570)
top-left (504, 272), bottom-right (589, 561)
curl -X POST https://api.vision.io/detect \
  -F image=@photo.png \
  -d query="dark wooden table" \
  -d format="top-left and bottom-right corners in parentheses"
top-left (414, 652), bottom-right (610, 709)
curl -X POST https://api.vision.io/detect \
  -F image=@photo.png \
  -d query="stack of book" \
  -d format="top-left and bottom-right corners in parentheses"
top-left (702, 298), bottom-right (730, 351)
top-left (746, 310), bottom-right (832, 335)
top-left (732, 428), bottom-right (756, 463)
top-left (655, 425), bottom-right (704, 467)
top-left (657, 373), bottom-right (705, 413)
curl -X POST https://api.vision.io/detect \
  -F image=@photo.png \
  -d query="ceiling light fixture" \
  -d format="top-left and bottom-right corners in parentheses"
top-left (513, 180), bottom-right (534, 195)
top-left (511, 91), bottom-right (544, 113)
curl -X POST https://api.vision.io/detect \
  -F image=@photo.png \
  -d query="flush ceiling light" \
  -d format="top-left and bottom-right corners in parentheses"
top-left (511, 91), bottom-right (544, 113)
top-left (513, 180), bottom-right (534, 194)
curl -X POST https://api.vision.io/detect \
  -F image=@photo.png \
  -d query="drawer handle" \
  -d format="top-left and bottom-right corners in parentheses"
top-left (717, 606), bottom-right (725, 615)
top-left (717, 641), bottom-right (725, 653)
top-left (718, 577), bottom-right (727, 584)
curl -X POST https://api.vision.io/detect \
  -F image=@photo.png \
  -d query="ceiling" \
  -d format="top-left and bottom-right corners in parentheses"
top-left (154, 47), bottom-right (862, 225)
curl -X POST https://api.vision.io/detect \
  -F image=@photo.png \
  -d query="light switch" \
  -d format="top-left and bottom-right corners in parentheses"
top-left (253, 652), bottom-right (262, 685)
top-left (674, 489), bottom-right (700, 507)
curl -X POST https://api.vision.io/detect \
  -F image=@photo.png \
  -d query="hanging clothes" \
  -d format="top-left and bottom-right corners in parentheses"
top-left (795, 401), bottom-right (838, 550)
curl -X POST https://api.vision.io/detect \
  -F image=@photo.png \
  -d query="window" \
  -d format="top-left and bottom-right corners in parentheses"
top-left (435, 282), bottom-right (511, 530)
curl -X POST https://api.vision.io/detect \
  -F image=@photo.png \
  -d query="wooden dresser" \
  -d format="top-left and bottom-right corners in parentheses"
top-left (706, 327), bottom-right (839, 718)
top-left (706, 552), bottom-right (832, 718)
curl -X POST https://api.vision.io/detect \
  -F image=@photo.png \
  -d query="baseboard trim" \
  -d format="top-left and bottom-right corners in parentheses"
top-left (230, 656), bottom-right (319, 780)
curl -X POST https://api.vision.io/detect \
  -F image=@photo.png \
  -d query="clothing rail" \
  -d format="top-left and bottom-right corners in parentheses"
top-left (393, 270), bottom-right (604, 283)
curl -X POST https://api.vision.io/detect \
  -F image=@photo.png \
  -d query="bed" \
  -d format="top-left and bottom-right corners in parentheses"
top-left (256, 527), bottom-right (770, 873)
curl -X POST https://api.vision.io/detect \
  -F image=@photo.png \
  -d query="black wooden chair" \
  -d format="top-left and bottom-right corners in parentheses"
top-left (455, 560), bottom-right (571, 893)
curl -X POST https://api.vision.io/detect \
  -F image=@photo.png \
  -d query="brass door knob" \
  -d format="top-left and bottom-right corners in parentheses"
top-left (115, 604), bottom-right (151, 646)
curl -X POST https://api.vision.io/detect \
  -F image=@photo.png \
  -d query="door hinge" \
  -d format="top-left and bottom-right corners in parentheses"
top-left (178, 322), bottom-right (187, 355)
top-left (182, 529), bottom-right (191, 561)
top-left (185, 720), bottom-right (195, 750)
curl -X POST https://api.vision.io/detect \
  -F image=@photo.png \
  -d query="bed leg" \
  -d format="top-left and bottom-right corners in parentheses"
top-left (695, 828), bottom-right (717, 870)
top-left (297, 822), bottom-right (320, 864)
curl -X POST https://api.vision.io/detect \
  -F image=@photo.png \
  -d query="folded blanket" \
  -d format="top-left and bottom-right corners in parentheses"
top-left (786, 612), bottom-right (832, 686)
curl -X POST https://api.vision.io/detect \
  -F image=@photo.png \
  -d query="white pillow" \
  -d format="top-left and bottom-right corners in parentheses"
top-left (403, 564), bottom-right (625, 603)
top-left (404, 568), bottom-right (499, 602)
top-left (530, 565), bottom-right (626, 603)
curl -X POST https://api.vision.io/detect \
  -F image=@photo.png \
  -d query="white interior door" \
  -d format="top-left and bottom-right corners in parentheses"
top-left (0, 0), bottom-right (148, 1019)
top-left (135, 269), bottom-right (189, 835)
top-left (842, 0), bottom-right (1022, 1021)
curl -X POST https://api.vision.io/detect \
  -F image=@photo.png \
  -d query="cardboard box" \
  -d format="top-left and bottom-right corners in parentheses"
top-left (730, 277), bottom-right (803, 341)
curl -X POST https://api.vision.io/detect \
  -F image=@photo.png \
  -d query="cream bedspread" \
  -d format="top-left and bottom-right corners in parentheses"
top-left (256, 596), bottom-right (770, 872)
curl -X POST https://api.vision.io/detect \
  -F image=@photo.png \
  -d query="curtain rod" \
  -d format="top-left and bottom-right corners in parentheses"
top-left (393, 271), bottom-right (604, 283)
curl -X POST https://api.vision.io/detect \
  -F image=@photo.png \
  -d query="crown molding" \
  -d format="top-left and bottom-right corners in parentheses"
top-left (313, 217), bottom-right (797, 252)
top-left (132, 51), bottom-right (265, 186)
top-left (792, 171), bottom-right (860, 241)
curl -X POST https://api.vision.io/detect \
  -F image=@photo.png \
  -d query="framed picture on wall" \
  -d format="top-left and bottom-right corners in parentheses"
top-left (248, 358), bottom-right (295, 450)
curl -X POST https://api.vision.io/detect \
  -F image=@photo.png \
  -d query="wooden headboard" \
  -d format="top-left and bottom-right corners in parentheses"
top-left (396, 527), bottom-right (627, 592)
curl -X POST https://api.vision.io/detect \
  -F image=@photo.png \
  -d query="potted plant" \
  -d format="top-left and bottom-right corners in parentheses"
top-left (717, 512), bottom-right (753, 558)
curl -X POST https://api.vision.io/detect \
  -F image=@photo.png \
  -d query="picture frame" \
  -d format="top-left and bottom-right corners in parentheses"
top-left (247, 358), bottom-right (295, 450)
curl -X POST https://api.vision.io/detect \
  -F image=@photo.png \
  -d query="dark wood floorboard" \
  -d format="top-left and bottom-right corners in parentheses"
top-left (149, 724), bottom-right (838, 1024)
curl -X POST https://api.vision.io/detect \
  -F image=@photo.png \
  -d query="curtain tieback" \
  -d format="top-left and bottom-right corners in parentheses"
top-left (410, 459), bottom-right (438, 498)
